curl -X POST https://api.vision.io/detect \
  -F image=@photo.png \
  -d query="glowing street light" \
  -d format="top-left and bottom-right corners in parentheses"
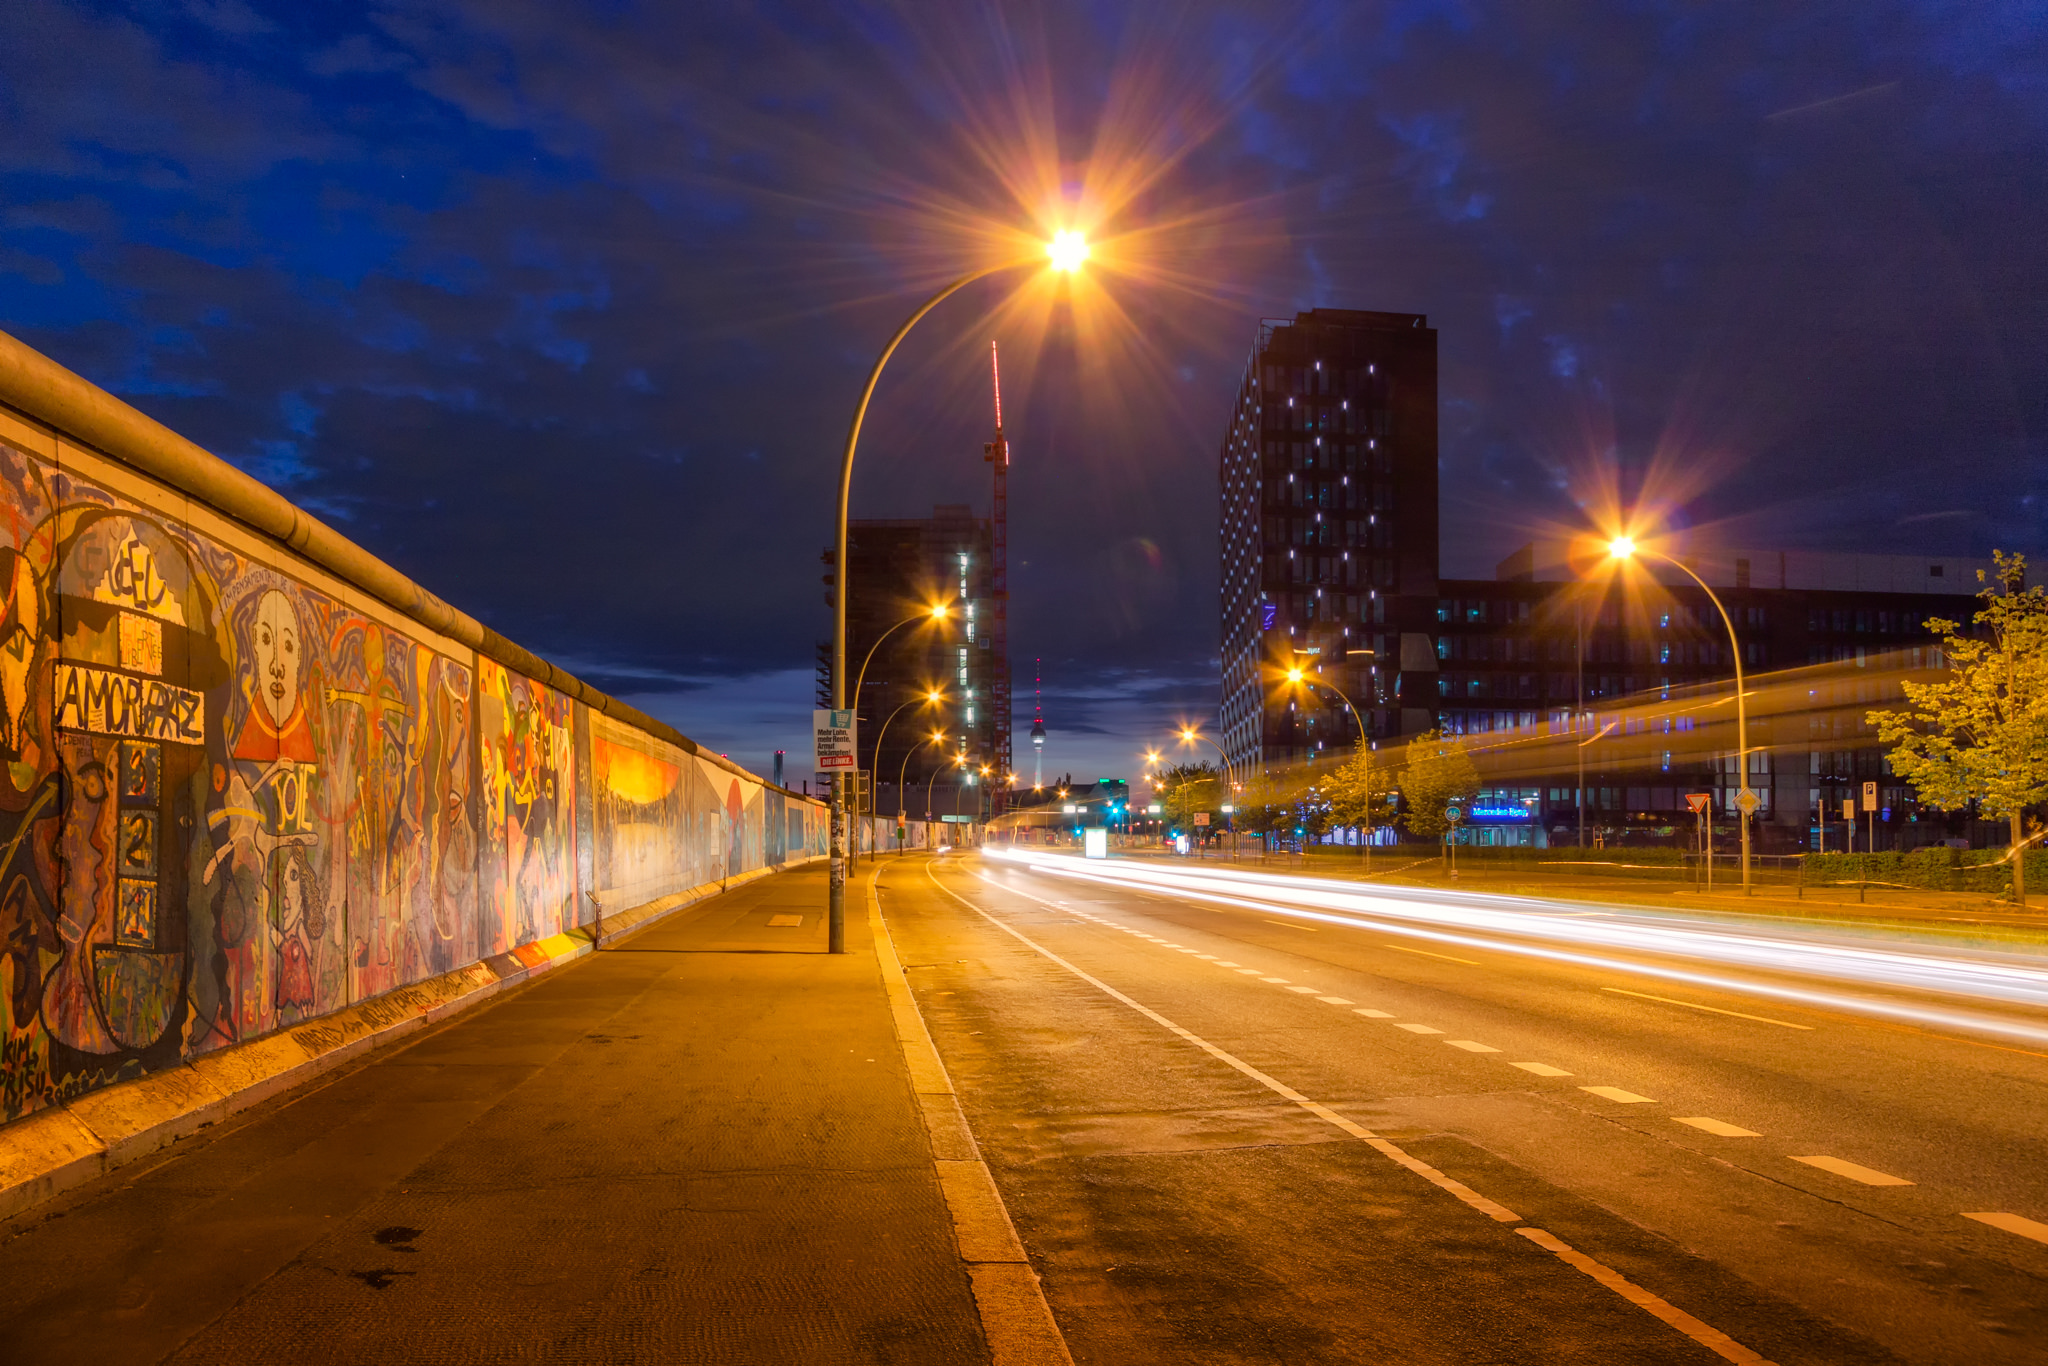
top-left (1047, 230), bottom-right (1089, 272)
top-left (826, 237), bottom-right (1095, 951)
top-left (1278, 661), bottom-right (1376, 867)
top-left (1605, 535), bottom-right (1755, 894)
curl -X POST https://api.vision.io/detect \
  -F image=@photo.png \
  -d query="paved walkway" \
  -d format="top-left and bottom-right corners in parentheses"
top-left (0, 863), bottom-right (993, 1364)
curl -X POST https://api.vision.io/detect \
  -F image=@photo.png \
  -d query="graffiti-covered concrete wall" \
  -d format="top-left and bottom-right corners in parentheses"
top-left (0, 335), bottom-right (843, 1127)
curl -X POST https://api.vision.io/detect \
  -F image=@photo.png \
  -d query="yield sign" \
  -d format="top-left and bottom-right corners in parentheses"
top-left (1685, 792), bottom-right (1712, 814)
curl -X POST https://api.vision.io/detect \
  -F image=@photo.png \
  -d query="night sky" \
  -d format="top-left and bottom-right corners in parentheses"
top-left (4, 2), bottom-right (2043, 787)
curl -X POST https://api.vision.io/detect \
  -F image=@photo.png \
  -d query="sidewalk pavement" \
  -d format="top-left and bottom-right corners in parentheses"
top-left (0, 857), bottom-right (1059, 1365)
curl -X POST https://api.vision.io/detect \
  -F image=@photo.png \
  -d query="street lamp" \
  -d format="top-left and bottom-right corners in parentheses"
top-left (1177, 726), bottom-right (1239, 861)
top-left (1280, 663), bottom-right (1376, 868)
top-left (865, 688), bottom-right (945, 861)
top-left (899, 729), bottom-right (948, 854)
top-left (827, 236), bottom-right (1091, 953)
top-left (1606, 536), bottom-right (1756, 894)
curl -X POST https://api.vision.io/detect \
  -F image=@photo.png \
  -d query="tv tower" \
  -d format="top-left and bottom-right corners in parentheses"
top-left (1030, 657), bottom-right (1046, 787)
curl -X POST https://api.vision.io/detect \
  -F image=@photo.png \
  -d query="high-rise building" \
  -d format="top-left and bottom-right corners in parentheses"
top-left (820, 504), bottom-right (1000, 815)
top-left (1218, 309), bottom-right (1441, 775)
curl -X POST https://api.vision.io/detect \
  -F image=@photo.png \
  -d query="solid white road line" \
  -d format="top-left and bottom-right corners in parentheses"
top-left (947, 864), bottom-right (1780, 1366)
top-left (1581, 1086), bottom-right (1656, 1104)
top-left (1675, 1117), bottom-right (1762, 1138)
top-left (1513, 1062), bottom-right (1573, 1077)
top-left (1446, 1040), bottom-right (1501, 1053)
top-left (1602, 987), bottom-right (1814, 1031)
top-left (1789, 1156), bottom-right (1914, 1187)
top-left (1396, 1023), bottom-right (1445, 1035)
top-left (1964, 1211), bottom-right (2048, 1245)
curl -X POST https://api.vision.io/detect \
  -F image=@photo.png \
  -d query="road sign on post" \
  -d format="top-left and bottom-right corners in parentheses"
top-left (1193, 812), bottom-right (1210, 826)
top-left (1685, 793), bottom-right (1710, 814)
top-left (814, 709), bottom-right (856, 770)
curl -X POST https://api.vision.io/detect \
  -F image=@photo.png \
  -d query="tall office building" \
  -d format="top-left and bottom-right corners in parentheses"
top-left (1218, 309), bottom-right (1440, 776)
top-left (820, 504), bottom-right (1000, 814)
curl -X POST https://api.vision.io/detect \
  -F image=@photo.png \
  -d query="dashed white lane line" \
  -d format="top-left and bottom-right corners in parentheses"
top-left (1446, 1040), bottom-right (1500, 1053)
top-left (1676, 1117), bottom-right (1762, 1138)
top-left (1318, 996), bottom-right (1354, 1005)
top-left (1386, 943), bottom-right (1481, 965)
top-left (1513, 1062), bottom-right (1573, 1077)
top-left (1259, 976), bottom-right (1290, 984)
top-left (1355, 1008), bottom-right (1395, 1019)
top-left (1285, 986), bottom-right (1321, 994)
top-left (953, 866), bottom-right (1780, 1366)
top-left (1582, 1086), bottom-right (1656, 1104)
top-left (1194, 954), bottom-right (1218, 960)
top-left (1216, 960), bottom-right (1241, 967)
top-left (1964, 1211), bottom-right (2048, 1245)
top-left (1234, 967), bottom-right (1262, 975)
top-left (1396, 1023), bottom-right (1445, 1035)
top-left (1789, 1155), bottom-right (1914, 1187)
top-left (1603, 987), bottom-right (1813, 1031)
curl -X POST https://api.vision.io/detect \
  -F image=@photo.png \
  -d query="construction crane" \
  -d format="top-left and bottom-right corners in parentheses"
top-left (983, 342), bottom-right (1013, 818)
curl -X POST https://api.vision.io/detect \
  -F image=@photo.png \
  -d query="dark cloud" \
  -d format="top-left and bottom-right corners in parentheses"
top-left (2, 0), bottom-right (2043, 782)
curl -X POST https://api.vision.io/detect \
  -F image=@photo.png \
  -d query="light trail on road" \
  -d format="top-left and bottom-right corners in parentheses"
top-left (984, 850), bottom-right (2048, 1047)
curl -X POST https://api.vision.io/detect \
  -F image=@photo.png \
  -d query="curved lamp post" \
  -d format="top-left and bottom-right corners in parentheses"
top-left (862, 688), bottom-right (944, 863)
top-left (897, 729), bottom-right (949, 855)
top-left (1177, 726), bottom-right (1238, 861)
top-left (1606, 537), bottom-right (1754, 894)
top-left (1283, 664), bottom-right (1375, 868)
top-left (827, 233), bottom-right (1091, 952)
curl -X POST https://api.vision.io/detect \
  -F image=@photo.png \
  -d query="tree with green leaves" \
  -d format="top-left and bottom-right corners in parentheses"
top-left (1158, 761), bottom-right (1219, 835)
top-left (1869, 552), bottom-right (2048, 907)
top-left (1399, 728), bottom-right (1480, 843)
top-left (1323, 748), bottom-right (1399, 854)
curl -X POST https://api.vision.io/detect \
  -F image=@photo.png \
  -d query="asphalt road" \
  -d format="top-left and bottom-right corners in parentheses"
top-left (881, 850), bottom-right (2048, 1365)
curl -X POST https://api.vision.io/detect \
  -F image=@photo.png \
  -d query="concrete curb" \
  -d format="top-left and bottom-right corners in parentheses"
top-left (867, 862), bottom-right (1074, 1366)
top-left (0, 858), bottom-right (806, 1225)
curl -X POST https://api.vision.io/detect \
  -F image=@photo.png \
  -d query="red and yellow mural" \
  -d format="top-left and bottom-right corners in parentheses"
top-left (0, 430), bottom-right (826, 1128)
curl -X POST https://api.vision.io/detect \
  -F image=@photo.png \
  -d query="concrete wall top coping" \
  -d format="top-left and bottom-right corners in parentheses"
top-left (0, 327), bottom-right (816, 807)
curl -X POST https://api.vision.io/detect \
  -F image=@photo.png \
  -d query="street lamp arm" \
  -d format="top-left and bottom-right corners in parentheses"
top-left (831, 257), bottom-right (1031, 713)
top-left (1637, 550), bottom-right (1749, 777)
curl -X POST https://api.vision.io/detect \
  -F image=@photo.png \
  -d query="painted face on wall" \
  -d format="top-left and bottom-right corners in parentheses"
top-left (254, 589), bottom-right (301, 728)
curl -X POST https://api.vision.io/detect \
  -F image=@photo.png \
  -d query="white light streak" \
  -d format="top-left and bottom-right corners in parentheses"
top-left (985, 850), bottom-right (2048, 1046)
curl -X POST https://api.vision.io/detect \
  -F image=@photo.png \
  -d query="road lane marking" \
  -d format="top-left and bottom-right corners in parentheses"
top-left (1318, 996), bottom-right (1354, 1005)
top-left (1285, 986), bottom-right (1320, 994)
top-left (1581, 1086), bottom-right (1656, 1104)
top-left (1964, 1212), bottom-right (2048, 1245)
top-left (1216, 961), bottom-right (1241, 967)
top-left (1263, 919), bottom-right (1317, 930)
top-left (1602, 987), bottom-right (1814, 1031)
top-left (1235, 968), bottom-right (1262, 974)
top-left (1513, 1062), bottom-right (1573, 1077)
top-left (1446, 1040), bottom-right (1500, 1053)
top-left (941, 869), bottom-right (1518, 1223)
top-left (1354, 1009), bottom-right (1394, 1018)
top-left (1789, 1155), bottom-right (1914, 1186)
top-left (949, 864), bottom-right (1781, 1366)
top-left (1515, 1227), bottom-right (1778, 1365)
top-left (1675, 1117), bottom-right (1762, 1137)
top-left (1194, 954), bottom-right (1217, 960)
top-left (1177, 948), bottom-right (1200, 954)
top-left (1396, 1023), bottom-right (1445, 1035)
top-left (1260, 976), bottom-right (1290, 983)
top-left (1386, 944), bottom-right (1480, 965)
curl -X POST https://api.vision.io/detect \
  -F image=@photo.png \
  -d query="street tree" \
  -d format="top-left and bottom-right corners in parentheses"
top-left (1158, 761), bottom-right (1219, 834)
top-left (1324, 748), bottom-right (1399, 845)
top-left (1399, 729), bottom-right (1479, 843)
top-left (1869, 552), bottom-right (2048, 907)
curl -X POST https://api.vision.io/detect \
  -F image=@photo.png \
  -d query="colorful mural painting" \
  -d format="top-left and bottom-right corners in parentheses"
top-left (0, 427), bottom-right (833, 1128)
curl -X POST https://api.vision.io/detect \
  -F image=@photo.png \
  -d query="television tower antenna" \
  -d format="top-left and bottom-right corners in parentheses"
top-left (1030, 656), bottom-right (1046, 786)
top-left (983, 341), bottom-right (1013, 818)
